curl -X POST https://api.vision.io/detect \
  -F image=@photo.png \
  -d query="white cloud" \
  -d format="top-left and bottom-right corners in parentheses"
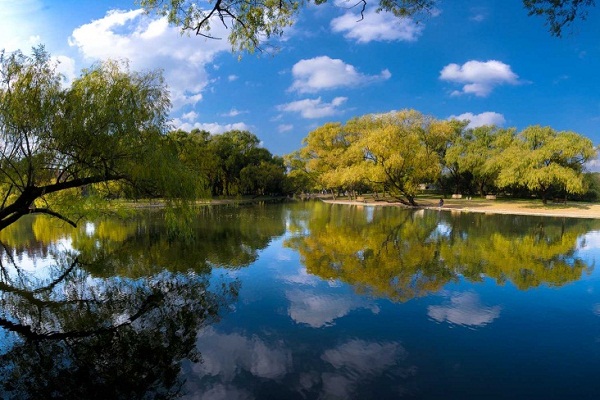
top-left (181, 111), bottom-right (199, 122)
top-left (277, 97), bottom-right (347, 119)
top-left (221, 108), bottom-right (246, 117)
top-left (69, 9), bottom-right (231, 110)
top-left (585, 156), bottom-right (600, 172)
top-left (52, 55), bottom-right (77, 87)
top-left (428, 292), bottom-right (501, 328)
top-left (278, 124), bottom-right (294, 133)
top-left (172, 118), bottom-right (251, 133)
top-left (440, 60), bottom-right (520, 97)
top-left (319, 339), bottom-right (413, 399)
top-left (577, 230), bottom-right (600, 251)
top-left (290, 56), bottom-right (391, 93)
top-left (0, 0), bottom-right (45, 52)
top-left (449, 112), bottom-right (506, 128)
top-left (322, 340), bottom-right (405, 374)
top-left (331, 9), bottom-right (424, 43)
top-left (228, 74), bottom-right (239, 81)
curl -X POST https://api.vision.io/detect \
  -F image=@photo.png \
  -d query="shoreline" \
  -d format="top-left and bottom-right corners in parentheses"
top-left (322, 198), bottom-right (600, 219)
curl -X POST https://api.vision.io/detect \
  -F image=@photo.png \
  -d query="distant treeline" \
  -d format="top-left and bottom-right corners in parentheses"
top-left (117, 112), bottom-right (599, 203)
top-left (285, 109), bottom-right (599, 204)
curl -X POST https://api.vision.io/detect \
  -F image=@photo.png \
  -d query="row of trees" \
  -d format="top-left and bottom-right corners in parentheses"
top-left (0, 47), bottom-right (290, 233)
top-left (285, 109), bottom-right (598, 205)
top-left (167, 129), bottom-right (287, 198)
top-left (0, 46), bottom-right (597, 234)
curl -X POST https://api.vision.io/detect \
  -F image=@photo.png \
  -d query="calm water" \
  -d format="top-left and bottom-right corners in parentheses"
top-left (1, 201), bottom-right (600, 399)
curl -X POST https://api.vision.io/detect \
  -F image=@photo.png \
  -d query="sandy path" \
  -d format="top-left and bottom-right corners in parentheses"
top-left (323, 198), bottom-right (600, 219)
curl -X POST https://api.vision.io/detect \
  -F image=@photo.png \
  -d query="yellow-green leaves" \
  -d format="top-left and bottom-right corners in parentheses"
top-left (294, 109), bottom-right (455, 205)
top-left (495, 125), bottom-right (597, 201)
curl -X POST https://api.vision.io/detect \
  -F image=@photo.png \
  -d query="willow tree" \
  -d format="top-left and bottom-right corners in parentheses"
top-left (296, 122), bottom-right (365, 198)
top-left (347, 110), bottom-right (456, 206)
top-left (140, 0), bottom-right (594, 53)
top-left (0, 47), bottom-right (200, 231)
top-left (445, 125), bottom-right (515, 196)
top-left (494, 125), bottom-right (597, 203)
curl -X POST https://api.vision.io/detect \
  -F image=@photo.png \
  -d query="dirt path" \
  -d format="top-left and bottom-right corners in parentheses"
top-left (323, 198), bottom-right (600, 219)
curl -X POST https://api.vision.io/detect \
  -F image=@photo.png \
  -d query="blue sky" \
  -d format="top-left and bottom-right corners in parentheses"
top-left (2, 0), bottom-right (600, 168)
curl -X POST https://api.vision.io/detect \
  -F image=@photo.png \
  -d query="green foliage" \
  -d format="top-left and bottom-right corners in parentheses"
top-left (168, 129), bottom-right (288, 197)
top-left (292, 109), bottom-right (456, 205)
top-left (523, 0), bottom-right (595, 36)
top-left (0, 47), bottom-right (201, 231)
top-left (291, 110), bottom-right (596, 204)
top-left (495, 125), bottom-right (597, 202)
top-left (285, 204), bottom-right (596, 301)
top-left (140, 0), bottom-right (592, 53)
top-left (444, 125), bottom-right (515, 196)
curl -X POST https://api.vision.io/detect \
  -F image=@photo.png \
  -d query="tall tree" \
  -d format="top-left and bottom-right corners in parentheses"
top-left (495, 125), bottom-right (597, 203)
top-left (347, 110), bottom-right (455, 205)
top-left (445, 125), bottom-right (515, 197)
top-left (140, 0), bottom-right (594, 52)
top-left (0, 47), bottom-right (199, 231)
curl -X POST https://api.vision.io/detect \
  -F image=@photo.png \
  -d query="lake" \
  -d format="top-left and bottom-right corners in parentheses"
top-left (0, 201), bottom-right (599, 399)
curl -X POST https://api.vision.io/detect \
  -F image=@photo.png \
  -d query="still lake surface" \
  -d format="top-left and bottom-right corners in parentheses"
top-left (1, 201), bottom-right (600, 399)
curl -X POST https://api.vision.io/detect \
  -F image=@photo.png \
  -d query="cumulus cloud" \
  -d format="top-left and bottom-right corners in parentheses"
top-left (277, 97), bottom-right (347, 119)
top-left (172, 118), bottom-right (251, 134)
top-left (428, 292), bottom-right (501, 328)
top-left (69, 9), bottom-right (231, 109)
top-left (290, 56), bottom-right (390, 93)
top-left (331, 9), bottom-right (424, 43)
top-left (181, 111), bottom-right (199, 122)
top-left (449, 112), bottom-right (506, 128)
top-left (440, 60), bottom-right (520, 97)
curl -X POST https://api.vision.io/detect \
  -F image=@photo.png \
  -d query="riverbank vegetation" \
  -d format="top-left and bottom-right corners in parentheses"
top-left (1, 47), bottom-right (598, 234)
top-left (286, 110), bottom-right (599, 205)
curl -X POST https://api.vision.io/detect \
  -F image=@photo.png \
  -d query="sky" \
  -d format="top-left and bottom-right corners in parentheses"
top-left (1, 0), bottom-right (600, 169)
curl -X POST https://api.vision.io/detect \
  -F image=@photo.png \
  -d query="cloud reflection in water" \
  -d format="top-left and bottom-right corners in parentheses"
top-left (428, 292), bottom-right (501, 328)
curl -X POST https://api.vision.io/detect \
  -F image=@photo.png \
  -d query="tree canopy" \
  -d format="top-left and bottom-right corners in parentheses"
top-left (289, 109), bottom-right (597, 204)
top-left (140, 0), bottom-right (595, 53)
top-left (0, 47), bottom-right (199, 231)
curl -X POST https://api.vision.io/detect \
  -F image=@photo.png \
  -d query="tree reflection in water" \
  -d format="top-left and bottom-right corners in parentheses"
top-left (0, 251), bottom-right (238, 399)
top-left (0, 206), bottom-right (289, 399)
top-left (285, 202), bottom-right (597, 302)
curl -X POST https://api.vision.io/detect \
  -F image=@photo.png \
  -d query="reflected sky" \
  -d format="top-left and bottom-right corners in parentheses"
top-left (1, 203), bottom-right (600, 399)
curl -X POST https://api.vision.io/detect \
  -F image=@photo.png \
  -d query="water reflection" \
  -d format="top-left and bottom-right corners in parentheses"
top-left (0, 202), bottom-right (599, 399)
top-left (285, 202), bottom-right (598, 301)
top-left (0, 256), bottom-right (237, 399)
top-left (0, 204), bottom-right (286, 399)
top-left (286, 289), bottom-right (379, 328)
top-left (428, 291), bottom-right (501, 328)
